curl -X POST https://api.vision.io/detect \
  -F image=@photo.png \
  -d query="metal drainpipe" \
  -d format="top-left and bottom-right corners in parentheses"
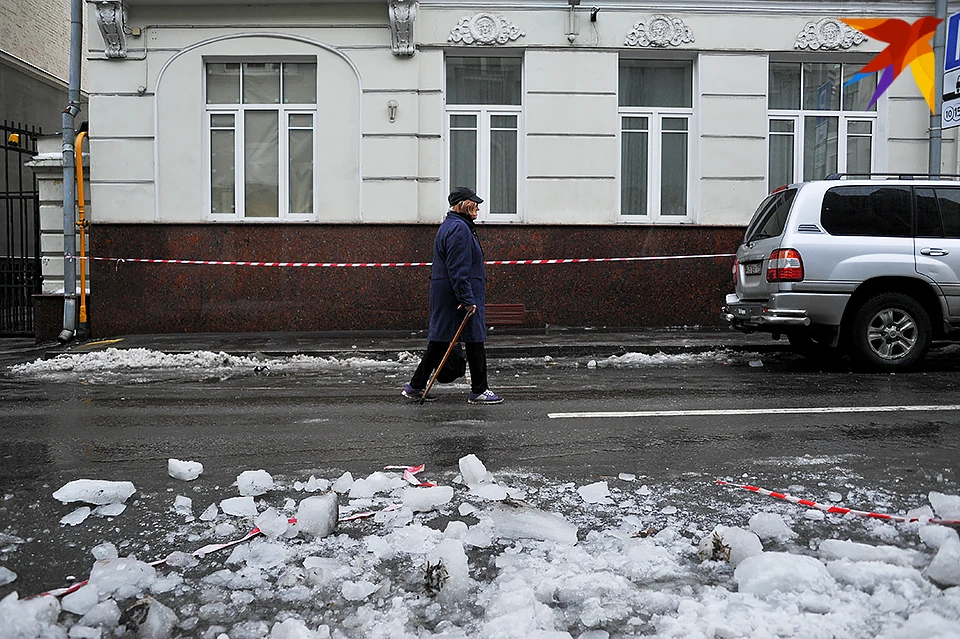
top-left (930, 0), bottom-right (948, 177)
top-left (59, 0), bottom-right (83, 343)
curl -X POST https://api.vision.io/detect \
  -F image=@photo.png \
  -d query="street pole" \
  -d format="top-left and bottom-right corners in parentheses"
top-left (59, 0), bottom-right (83, 343)
top-left (930, 0), bottom-right (948, 177)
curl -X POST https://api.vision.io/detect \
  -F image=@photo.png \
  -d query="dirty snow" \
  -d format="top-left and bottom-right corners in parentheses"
top-left (1, 454), bottom-right (959, 638)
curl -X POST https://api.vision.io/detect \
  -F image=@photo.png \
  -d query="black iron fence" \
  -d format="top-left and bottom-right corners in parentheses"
top-left (0, 121), bottom-right (41, 336)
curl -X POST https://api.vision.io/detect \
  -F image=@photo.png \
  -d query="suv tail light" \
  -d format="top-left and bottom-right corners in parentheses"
top-left (767, 248), bottom-right (803, 282)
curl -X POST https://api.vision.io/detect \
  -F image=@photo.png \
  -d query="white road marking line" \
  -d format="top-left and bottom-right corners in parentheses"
top-left (548, 404), bottom-right (960, 419)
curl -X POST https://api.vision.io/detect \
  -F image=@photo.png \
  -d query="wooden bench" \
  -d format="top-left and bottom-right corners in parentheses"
top-left (485, 303), bottom-right (526, 326)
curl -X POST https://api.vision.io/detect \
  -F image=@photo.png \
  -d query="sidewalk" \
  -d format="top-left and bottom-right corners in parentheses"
top-left (3, 326), bottom-right (785, 364)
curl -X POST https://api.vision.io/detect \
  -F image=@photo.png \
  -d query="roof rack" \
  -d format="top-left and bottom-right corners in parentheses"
top-left (824, 172), bottom-right (960, 180)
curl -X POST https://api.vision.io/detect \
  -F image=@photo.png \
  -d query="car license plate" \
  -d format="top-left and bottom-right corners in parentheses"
top-left (743, 262), bottom-right (762, 276)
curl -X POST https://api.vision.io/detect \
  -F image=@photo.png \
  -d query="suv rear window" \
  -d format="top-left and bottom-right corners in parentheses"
top-left (744, 188), bottom-right (797, 244)
top-left (821, 186), bottom-right (912, 237)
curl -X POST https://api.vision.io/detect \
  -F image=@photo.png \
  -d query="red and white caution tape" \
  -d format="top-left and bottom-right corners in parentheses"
top-left (69, 252), bottom-right (734, 269)
top-left (385, 463), bottom-right (437, 487)
top-left (717, 480), bottom-right (960, 526)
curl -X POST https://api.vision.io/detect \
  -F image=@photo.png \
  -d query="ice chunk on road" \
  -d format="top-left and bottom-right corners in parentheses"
top-left (403, 486), bottom-right (454, 512)
top-left (173, 495), bottom-right (193, 517)
top-left (926, 534), bottom-right (960, 586)
top-left (819, 538), bottom-right (924, 567)
top-left (53, 479), bottom-right (136, 505)
top-left (296, 494), bottom-right (338, 539)
top-left (735, 552), bottom-right (834, 595)
top-left (199, 503), bottom-right (218, 521)
top-left (80, 599), bottom-right (121, 628)
top-left (61, 584), bottom-right (99, 615)
top-left (220, 496), bottom-right (258, 518)
top-left (929, 491), bottom-right (960, 520)
top-left (470, 483), bottom-right (507, 501)
top-left (698, 526), bottom-right (763, 567)
top-left (489, 501), bottom-right (578, 545)
top-left (60, 506), bottom-right (91, 526)
top-left (426, 539), bottom-right (470, 600)
top-left (332, 472), bottom-right (354, 493)
top-left (0, 567), bottom-right (15, 586)
top-left (93, 503), bottom-right (126, 518)
top-left (256, 507), bottom-right (290, 539)
top-left (92, 542), bottom-right (118, 560)
top-left (137, 597), bottom-right (178, 639)
top-left (271, 618), bottom-right (325, 639)
top-left (459, 454), bottom-right (494, 486)
top-left (349, 471), bottom-right (403, 498)
top-left (578, 481), bottom-right (612, 505)
top-left (618, 473), bottom-right (636, 482)
top-left (748, 512), bottom-right (797, 541)
top-left (0, 592), bottom-right (60, 632)
top-left (89, 557), bottom-right (158, 600)
top-left (342, 580), bottom-right (378, 601)
top-left (237, 469), bottom-right (273, 496)
top-left (168, 458), bottom-right (203, 481)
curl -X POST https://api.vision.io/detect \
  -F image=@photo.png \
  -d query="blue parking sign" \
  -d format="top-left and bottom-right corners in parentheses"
top-left (947, 12), bottom-right (960, 72)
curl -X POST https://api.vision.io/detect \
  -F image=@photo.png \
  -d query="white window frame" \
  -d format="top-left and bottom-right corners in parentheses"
top-left (444, 54), bottom-right (524, 223)
top-left (766, 61), bottom-right (882, 191)
top-left (618, 108), bottom-right (694, 223)
top-left (203, 60), bottom-right (319, 222)
top-left (617, 60), bottom-right (696, 224)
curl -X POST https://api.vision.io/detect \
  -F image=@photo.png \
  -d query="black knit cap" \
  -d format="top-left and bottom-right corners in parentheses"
top-left (448, 186), bottom-right (483, 206)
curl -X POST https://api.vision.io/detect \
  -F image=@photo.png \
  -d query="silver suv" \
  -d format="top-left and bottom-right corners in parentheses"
top-left (722, 175), bottom-right (960, 371)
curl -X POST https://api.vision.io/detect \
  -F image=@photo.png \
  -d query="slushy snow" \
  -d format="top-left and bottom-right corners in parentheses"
top-left (2, 454), bottom-right (960, 638)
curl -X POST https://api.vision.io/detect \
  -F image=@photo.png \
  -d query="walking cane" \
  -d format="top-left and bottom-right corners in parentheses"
top-left (419, 308), bottom-right (472, 405)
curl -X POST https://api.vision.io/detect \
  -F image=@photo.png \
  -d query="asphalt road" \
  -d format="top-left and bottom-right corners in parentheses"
top-left (2, 347), bottom-right (959, 600)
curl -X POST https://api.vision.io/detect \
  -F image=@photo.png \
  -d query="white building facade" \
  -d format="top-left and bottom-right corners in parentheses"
top-left (73, 0), bottom-right (958, 335)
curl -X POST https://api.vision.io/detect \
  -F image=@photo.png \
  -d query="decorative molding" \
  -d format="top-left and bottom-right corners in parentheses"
top-left (94, 1), bottom-right (127, 58)
top-left (388, 0), bottom-right (416, 57)
top-left (795, 18), bottom-right (866, 50)
top-left (624, 15), bottom-right (694, 48)
top-left (448, 13), bottom-right (525, 45)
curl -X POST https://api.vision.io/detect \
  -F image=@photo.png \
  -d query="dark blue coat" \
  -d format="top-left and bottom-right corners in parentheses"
top-left (428, 211), bottom-right (486, 343)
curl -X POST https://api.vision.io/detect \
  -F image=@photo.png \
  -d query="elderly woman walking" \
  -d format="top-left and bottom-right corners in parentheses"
top-left (402, 186), bottom-right (504, 404)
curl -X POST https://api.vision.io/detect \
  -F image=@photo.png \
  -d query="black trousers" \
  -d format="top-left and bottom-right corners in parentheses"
top-left (409, 341), bottom-right (488, 394)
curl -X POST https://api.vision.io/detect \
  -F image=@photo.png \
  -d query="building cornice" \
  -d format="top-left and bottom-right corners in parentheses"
top-left (419, 1), bottom-right (949, 17)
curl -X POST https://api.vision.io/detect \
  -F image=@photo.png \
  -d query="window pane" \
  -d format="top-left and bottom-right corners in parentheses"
top-left (661, 124), bottom-right (688, 216)
top-left (620, 60), bottom-right (692, 107)
top-left (937, 188), bottom-right (960, 237)
top-left (450, 129), bottom-right (477, 196)
top-left (769, 63), bottom-right (800, 109)
top-left (491, 115), bottom-right (517, 129)
top-left (289, 114), bottom-right (312, 128)
top-left (843, 66), bottom-right (877, 112)
top-left (289, 129), bottom-right (313, 215)
top-left (446, 57), bottom-right (521, 105)
top-left (206, 63), bottom-right (240, 104)
top-left (211, 114), bottom-right (235, 128)
top-left (490, 129), bottom-right (517, 214)
top-left (210, 130), bottom-right (235, 214)
top-left (916, 188), bottom-right (942, 237)
top-left (621, 127), bottom-right (648, 216)
top-left (820, 186), bottom-right (911, 237)
top-left (770, 119), bottom-right (794, 133)
top-left (803, 115), bottom-right (838, 180)
top-left (243, 63), bottom-right (280, 104)
top-left (244, 111), bottom-right (279, 217)
top-left (745, 189), bottom-right (797, 243)
top-left (846, 121), bottom-right (872, 175)
top-left (451, 115), bottom-right (477, 128)
top-left (769, 131), bottom-right (794, 189)
top-left (622, 116), bottom-right (648, 131)
top-left (283, 63), bottom-right (317, 104)
top-left (802, 63), bottom-right (841, 111)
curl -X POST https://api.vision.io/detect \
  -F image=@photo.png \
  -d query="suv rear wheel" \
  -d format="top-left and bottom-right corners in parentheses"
top-left (846, 293), bottom-right (931, 371)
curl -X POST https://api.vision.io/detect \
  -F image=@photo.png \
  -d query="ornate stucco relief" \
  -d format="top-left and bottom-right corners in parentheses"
top-left (389, 0), bottom-right (416, 57)
top-left (624, 15), bottom-right (694, 48)
top-left (448, 14), bottom-right (525, 45)
top-left (94, 1), bottom-right (127, 58)
top-left (795, 18), bottom-right (866, 50)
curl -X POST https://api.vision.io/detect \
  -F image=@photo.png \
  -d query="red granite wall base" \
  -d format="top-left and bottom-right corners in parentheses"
top-left (87, 224), bottom-right (743, 336)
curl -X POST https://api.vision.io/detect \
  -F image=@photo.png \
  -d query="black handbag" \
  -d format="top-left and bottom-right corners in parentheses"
top-left (435, 342), bottom-right (467, 383)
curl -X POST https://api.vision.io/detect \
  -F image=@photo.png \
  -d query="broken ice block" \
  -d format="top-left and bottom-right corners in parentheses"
top-left (236, 469), bottom-right (273, 496)
top-left (168, 458), bottom-right (203, 481)
top-left (402, 486), bottom-right (454, 512)
top-left (53, 480), bottom-right (136, 506)
top-left (489, 501), bottom-right (578, 545)
top-left (296, 493), bottom-right (339, 539)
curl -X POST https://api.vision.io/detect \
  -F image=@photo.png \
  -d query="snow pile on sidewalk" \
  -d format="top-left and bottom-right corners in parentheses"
top-left (1, 456), bottom-right (959, 638)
